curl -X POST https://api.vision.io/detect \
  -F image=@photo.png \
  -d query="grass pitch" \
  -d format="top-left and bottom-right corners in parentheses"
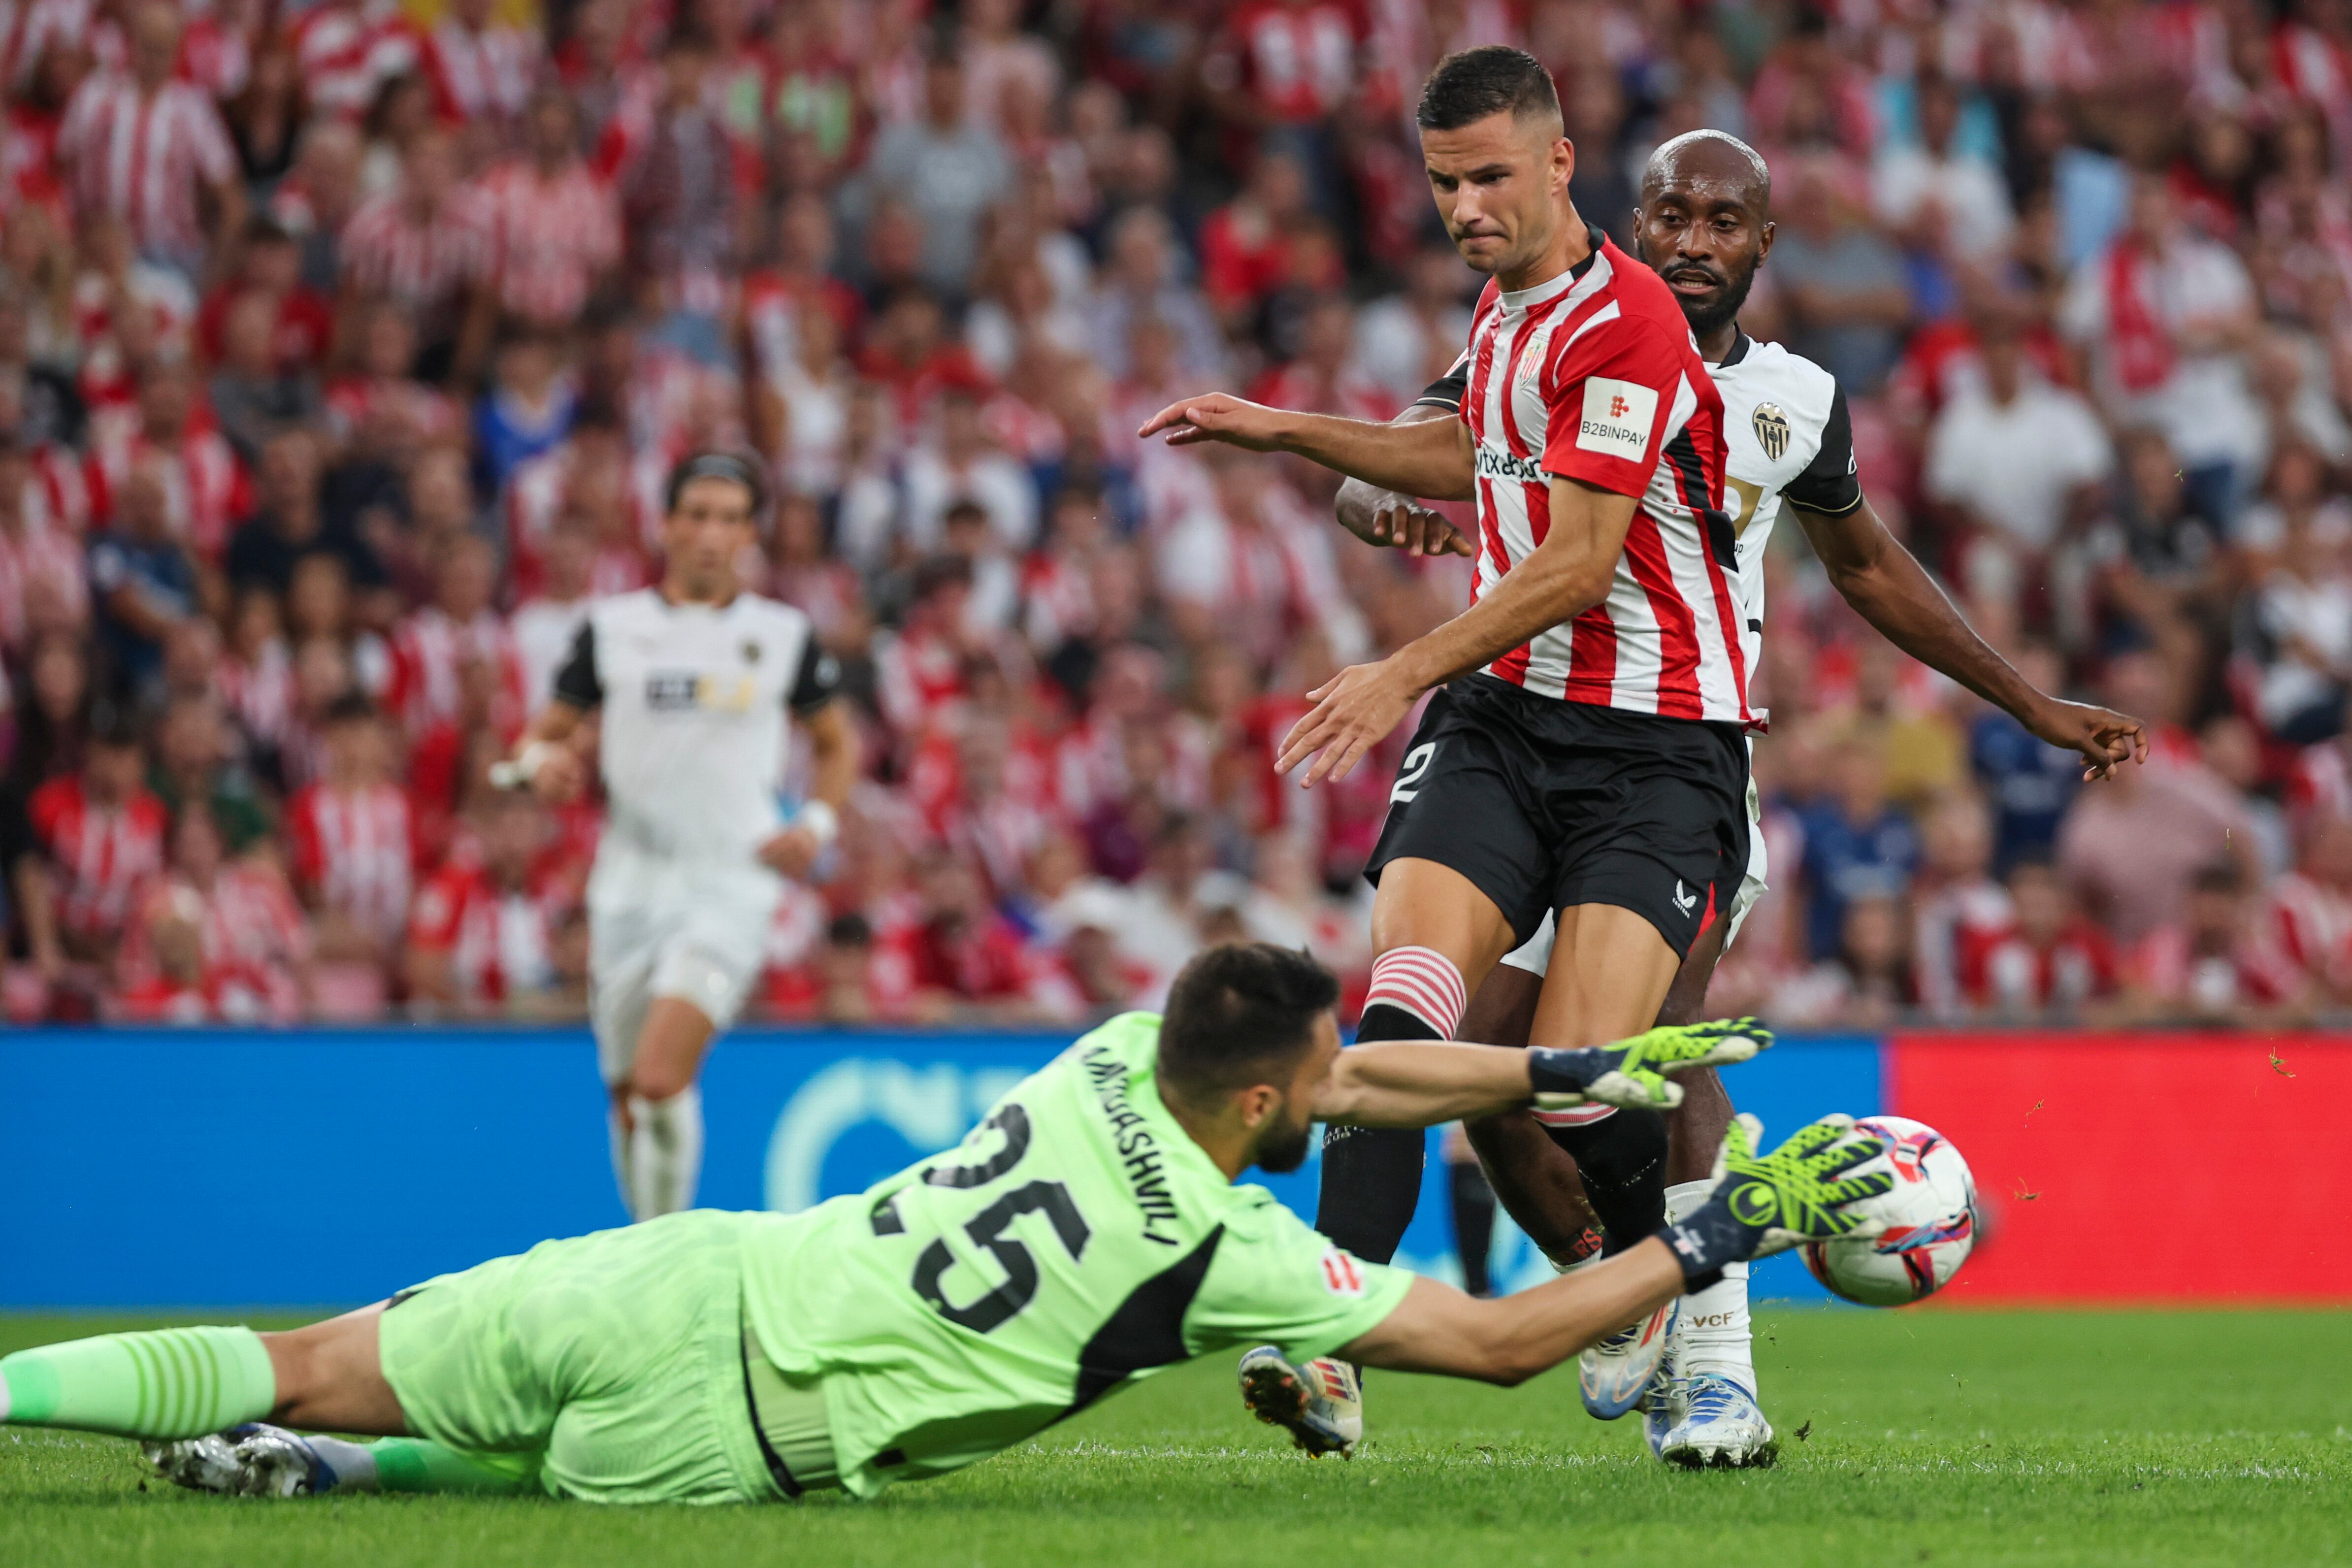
top-left (3, 1307), bottom-right (2348, 1568)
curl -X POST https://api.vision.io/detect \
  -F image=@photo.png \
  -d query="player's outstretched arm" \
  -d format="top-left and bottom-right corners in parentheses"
top-left (1797, 496), bottom-right (2147, 781)
top-left (1338, 1115), bottom-right (1890, 1386)
top-left (1312, 1019), bottom-right (1770, 1128)
top-left (492, 699), bottom-right (591, 801)
top-left (1333, 403), bottom-right (1475, 559)
top-left (1138, 392), bottom-right (1477, 502)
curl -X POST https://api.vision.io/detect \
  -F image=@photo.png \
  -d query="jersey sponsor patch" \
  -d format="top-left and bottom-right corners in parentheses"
top-left (1576, 377), bottom-right (1658, 461)
top-left (1319, 1248), bottom-right (1366, 1298)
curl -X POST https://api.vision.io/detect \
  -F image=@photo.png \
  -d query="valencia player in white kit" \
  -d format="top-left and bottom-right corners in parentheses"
top-left (502, 454), bottom-right (855, 1221)
top-left (1333, 131), bottom-right (2149, 1465)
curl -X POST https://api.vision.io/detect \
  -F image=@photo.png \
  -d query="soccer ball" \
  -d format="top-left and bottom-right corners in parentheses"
top-left (1801, 1115), bottom-right (1978, 1306)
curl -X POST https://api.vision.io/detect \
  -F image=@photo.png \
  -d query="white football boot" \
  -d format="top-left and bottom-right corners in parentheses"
top-left (1658, 1373), bottom-right (1778, 1469)
top-left (143, 1423), bottom-right (333, 1497)
top-left (1238, 1346), bottom-right (1364, 1457)
top-left (1577, 1299), bottom-right (1677, 1420)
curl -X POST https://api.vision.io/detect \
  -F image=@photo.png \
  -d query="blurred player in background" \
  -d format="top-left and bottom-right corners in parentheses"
top-left (1336, 130), bottom-right (2147, 1466)
top-left (499, 452), bottom-right (854, 1220)
top-left (0, 945), bottom-right (1889, 1505)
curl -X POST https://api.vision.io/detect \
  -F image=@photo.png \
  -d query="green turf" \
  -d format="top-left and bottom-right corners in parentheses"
top-left (4, 1308), bottom-right (2349, 1568)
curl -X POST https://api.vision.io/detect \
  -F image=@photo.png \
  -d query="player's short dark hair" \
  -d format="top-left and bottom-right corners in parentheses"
top-left (1158, 943), bottom-right (1340, 1103)
top-left (664, 451), bottom-right (765, 518)
top-left (1416, 45), bottom-right (1561, 132)
top-left (322, 692), bottom-right (380, 729)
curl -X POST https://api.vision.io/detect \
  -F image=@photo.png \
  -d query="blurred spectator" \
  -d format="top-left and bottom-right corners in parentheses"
top-left (405, 790), bottom-right (559, 1016)
top-left (1960, 856), bottom-right (2121, 1020)
top-left (86, 456), bottom-right (197, 689)
top-left (1798, 740), bottom-right (1920, 961)
top-left (1969, 641), bottom-right (2085, 871)
top-left (2124, 861), bottom-right (2307, 1024)
top-left (1771, 161), bottom-right (1912, 392)
top-left (29, 704), bottom-right (164, 963)
top-left (2059, 740), bottom-right (2257, 945)
top-left (861, 49), bottom-right (1009, 301)
top-left (1770, 892), bottom-right (1914, 1030)
top-left (475, 89), bottom-right (619, 331)
top-left (285, 694), bottom-right (411, 966)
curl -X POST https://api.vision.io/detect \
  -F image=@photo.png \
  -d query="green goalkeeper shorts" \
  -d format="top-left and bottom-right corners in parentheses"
top-left (376, 1209), bottom-right (784, 1505)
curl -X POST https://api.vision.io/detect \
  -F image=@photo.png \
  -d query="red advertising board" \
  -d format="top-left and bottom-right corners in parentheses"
top-left (1886, 1032), bottom-right (2352, 1304)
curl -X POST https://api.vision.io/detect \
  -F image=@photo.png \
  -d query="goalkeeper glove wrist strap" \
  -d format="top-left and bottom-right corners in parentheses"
top-left (1525, 1046), bottom-right (1605, 1099)
top-left (1657, 1196), bottom-right (1753, 1290)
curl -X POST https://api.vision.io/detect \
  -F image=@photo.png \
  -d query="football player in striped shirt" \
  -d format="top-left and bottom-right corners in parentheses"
top-left (1327, 129), bottom-right (2148, 1466)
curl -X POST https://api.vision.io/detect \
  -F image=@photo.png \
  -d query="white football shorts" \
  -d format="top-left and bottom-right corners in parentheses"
top-left (587, 838), bottom-right (783, 1086)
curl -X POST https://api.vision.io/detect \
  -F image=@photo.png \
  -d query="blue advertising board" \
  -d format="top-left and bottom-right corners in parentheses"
top-left (0, 1026), bottom-right (1881, 1308)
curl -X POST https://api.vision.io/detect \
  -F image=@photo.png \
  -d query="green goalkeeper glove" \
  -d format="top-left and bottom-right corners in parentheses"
top-left (1526, 1017), bottom-right (1772, 1112)
top-left (1658, 1113), bottom-right (1895, 1287)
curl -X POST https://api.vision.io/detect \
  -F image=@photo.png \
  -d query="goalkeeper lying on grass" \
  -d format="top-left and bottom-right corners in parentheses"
top-left (0, 943), bottom-right (1889, 1504)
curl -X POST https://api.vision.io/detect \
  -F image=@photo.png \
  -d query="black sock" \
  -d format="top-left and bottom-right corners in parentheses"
top-left (1312, 1003), bottom-right (1431, 1265)
top-left (1448, 1158), bottom-right (1496, 1297)
top-left (1545, 1109), bottom-right (1668, 1256)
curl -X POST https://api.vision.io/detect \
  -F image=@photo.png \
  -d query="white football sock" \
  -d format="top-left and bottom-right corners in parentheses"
top-left (625, 1085), bottom-right (703, 1220)
top-left (607, 1099), bottom-right (636, 1216)
top-left (304, 1434), bottom-right (381, 1492)
top-left (1667, 1178), bottom-right (1757, 1392)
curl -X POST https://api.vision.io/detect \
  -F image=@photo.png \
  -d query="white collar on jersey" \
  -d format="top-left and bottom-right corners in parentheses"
top-left (1498, 223), bottom-right (1609, 309)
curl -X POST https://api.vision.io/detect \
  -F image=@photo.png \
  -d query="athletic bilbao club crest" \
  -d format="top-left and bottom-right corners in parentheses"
top-left (1752, 403), bottom-right (1791, 463)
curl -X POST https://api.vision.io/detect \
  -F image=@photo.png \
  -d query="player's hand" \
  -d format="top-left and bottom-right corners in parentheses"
top-left (1338, 479), bottom-right (1475, 559)
top-left (523, 745), bottom-right (586, 803)
top-left (2023, 696), bottom-right (2148, 782)
top-left (1136, 392), bottom-right (1293, 452)
top-left (1274, 659), bottom-right (1418, 788)
top-left (1660, 1114), bottom-right (1894, 1283)
top-left (1526, 1017), bottom-right (1772, 1111)
top-left (756, 826), bottom-right (824, 879)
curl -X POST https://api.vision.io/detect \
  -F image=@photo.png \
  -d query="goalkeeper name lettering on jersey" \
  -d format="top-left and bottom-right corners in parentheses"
top-left (739, 1013), bottom-right (1410, 1497)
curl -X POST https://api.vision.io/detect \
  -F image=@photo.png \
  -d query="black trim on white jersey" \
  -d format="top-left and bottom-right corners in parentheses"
top-left (1414, 352), bottom-right (1470, 412)
top-left (1715, 329), bottom-right (1753, 370)
top-left (553, 621), bottom-right (602, 708)
top-left (787, 633), bottom-right (841, 715)
top-left (1783, 384), bottom-right (1862, 517)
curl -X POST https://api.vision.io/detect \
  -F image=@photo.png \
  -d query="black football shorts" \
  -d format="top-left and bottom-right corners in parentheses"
top-left (1366, 673), bottom-right (1750, 959)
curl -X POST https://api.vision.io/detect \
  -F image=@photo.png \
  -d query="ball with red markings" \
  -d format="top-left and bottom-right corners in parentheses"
top-left (1801, 1114), bottom-right (1978, 1307)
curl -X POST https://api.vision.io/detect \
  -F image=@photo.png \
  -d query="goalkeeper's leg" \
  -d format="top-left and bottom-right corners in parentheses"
top-left (0, 1306), bottom-right (408, 1442)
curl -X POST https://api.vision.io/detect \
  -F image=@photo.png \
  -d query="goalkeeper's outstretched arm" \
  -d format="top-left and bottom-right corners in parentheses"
top-left (1341, 1246), bottom-right (1687, 1386)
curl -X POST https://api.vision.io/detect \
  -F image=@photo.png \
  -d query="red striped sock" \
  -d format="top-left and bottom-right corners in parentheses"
top-left (1364, 946), bottom-right (1467, 1039)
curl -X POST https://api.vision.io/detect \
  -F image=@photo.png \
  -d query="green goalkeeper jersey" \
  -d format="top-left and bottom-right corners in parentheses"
top-left (741, 1012), bottom-right (1412, 1497)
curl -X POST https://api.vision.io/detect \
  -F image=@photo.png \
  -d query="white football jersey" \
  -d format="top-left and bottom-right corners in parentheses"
top-left (553, 589), bottom-right (839, 861)
top-left (1707, 330), bottom-right (1862, 694)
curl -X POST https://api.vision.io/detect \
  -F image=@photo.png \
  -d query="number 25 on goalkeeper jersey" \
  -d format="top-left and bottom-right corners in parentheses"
top-left (738, 1012), bottom-right (1412, 1497)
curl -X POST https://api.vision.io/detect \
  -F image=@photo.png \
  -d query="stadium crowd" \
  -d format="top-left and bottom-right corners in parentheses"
top-left (1, 0), bottom-right (2351, 1030)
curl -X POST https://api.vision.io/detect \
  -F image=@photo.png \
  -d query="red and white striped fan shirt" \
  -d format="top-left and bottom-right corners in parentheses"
top-left (473, 157), bottom-right (621, 324)
top-left (406, 858), bottom-right (555, 1006)
top-left (338, 189), bottom-right (494, 318)
top-left (0, 514), bottom-right (85, 649)
top-left (1456, 229), bottom-right (1746, 725)
top-left (287, 780), bottom-right (415, 947)
top-left (55, 72), bottom-right (237, 263)
top-left (84, 414), bottom-right (248, 563)
top-left (384, 605), bottom-right (526, 737)
top-left (293, 0), bottom-right (419, 121)
top-left (421, 20), bottom-right (540, 125)
top-left (28, 774), bottom-right (166, 941)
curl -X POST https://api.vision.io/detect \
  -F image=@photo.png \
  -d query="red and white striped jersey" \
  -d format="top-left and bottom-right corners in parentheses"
top-left (1456, 229), bottom-right (1746, 724)
top-left (28, 774), bottom-right (166, 940)
top-left (287, 781), bottom-right (415, 947)
top-left (406, 858), bottom-right (555, 1006)
top-left (55, 73), bottom-right (238, 263)
top-left (293, 0), bottom-right (420, 121)
top-left (420, 20), bottom-right (540, 125)
top-left (216, 638), bottom-right (295, 752)
top-left (121, 864), bottom-right (312, 1022)
top-left (385, 604), bottom-right (526, 737)
top-left (83, 414), bottom-right (248, 563)
top-left (2259, 870), bottom-right (2352, 992)
top-left (472, 158), bottom-right (621, 324)
top-left (338, 188), bottom-right (494, 317)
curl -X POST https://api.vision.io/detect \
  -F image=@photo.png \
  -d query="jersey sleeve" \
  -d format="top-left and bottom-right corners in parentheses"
top-left (1412, 351), bottom-right (1470, 412)
top-left (1539, 317), bottom-right (1686, 498)
top-left (1782, 384), bottom-right (1864, 517)
top-left (787, 631), bottom-right (841, 715)
top-left (1182, 1194), bottom-right (1415, 1361)
top-left (551, 620), bottom-right (602, 708)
